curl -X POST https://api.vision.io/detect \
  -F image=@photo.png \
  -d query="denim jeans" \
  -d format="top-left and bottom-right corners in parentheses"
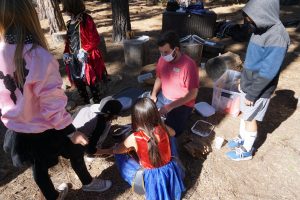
top-left (156, 92), bottom-right (193, 137)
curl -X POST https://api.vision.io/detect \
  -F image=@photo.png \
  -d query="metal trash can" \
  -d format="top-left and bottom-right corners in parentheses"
top-left (123, 36), bottom-right (150, 68)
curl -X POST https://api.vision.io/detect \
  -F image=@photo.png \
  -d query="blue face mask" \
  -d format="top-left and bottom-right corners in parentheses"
top-left (162, 49), bottom-right (175, 62)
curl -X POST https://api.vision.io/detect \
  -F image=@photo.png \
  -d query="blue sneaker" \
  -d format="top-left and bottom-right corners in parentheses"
top-left (227, 136), bottom-right (244, 149)
top-left (226, 147), bottom-right (253, 161)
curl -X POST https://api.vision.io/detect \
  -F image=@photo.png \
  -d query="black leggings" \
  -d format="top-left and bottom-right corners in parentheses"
top-left (7, 127), bottom-right (93, 200)
top-left (85, 115), bottom-right (107, 155)
top-left (32, 154), bottom-right (92, 200)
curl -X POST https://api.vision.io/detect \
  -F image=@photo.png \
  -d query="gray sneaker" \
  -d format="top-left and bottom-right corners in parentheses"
top-left (82, 178), bottom-right (112, 192)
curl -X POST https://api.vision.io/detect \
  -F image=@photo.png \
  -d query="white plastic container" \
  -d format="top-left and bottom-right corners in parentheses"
top-left (212, 69), bottom-right (241, 117)
top-left (194, 102), bottom-right (216, 117)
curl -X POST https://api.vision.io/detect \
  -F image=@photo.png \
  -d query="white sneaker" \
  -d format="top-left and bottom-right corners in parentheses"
top-left (57, 183), bottom-right (68, 200)
top-left (84, 155), bottom-right (96, 163)
top-left (82, 178), bottom-right (112, 192)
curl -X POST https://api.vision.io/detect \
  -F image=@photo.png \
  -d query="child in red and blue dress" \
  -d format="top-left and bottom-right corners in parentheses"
top-left (96, 98), bottom-right (185, 200)
top-left (62, 0), bottom-right (107, 104)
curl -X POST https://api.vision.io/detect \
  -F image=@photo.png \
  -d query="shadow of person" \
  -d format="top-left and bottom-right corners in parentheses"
top-left (178, 129), bottom-right (216, 199)
top-left (253, 89), bottom-right (298, 150)
top-left (66, 164), bottom-right (130, 200)
top-left (176, 86), bottom-right (227, 198)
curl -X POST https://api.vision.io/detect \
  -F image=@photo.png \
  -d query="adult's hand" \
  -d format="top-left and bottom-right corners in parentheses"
top-left (150, 94), bottom-right (157, 103)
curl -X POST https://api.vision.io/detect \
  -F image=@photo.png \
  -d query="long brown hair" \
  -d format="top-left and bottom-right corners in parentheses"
top-left (132, 97), bottom-right (168, 167)
top-left (0, 0), bottom-right (48, 87)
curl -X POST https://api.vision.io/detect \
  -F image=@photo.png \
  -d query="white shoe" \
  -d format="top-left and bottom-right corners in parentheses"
top-left (84, 155), bottom-right (96, 163)
top-left (56, 183), bottom-right (68, 200)
top-left (82, 178), bottom-right (112, 192)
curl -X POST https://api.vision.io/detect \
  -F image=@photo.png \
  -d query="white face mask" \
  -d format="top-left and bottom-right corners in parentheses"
top-left (162, 49), bottom-right (176, 62)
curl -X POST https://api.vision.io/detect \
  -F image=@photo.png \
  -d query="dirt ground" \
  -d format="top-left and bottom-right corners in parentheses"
top-left (1, 1), bottom-right (300, 200)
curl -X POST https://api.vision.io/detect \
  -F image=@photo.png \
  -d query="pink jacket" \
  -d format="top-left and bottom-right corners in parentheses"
top-left (0, 42), bottom-right (73, 133)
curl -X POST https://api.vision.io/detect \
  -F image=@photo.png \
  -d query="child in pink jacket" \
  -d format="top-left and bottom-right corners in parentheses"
top-left (0, 0), bottom-right (111, 199)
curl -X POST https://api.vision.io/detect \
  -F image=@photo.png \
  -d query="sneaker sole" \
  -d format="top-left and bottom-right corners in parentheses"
top-left (82, 181), bottom-right (112, 192)
top-left (230, 156), bottom-right (253, 161)
top-left (227, 144), bottom-right (243, 149)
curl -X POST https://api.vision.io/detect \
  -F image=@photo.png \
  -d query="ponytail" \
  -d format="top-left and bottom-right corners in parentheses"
top-left (131, 98), bottom-right (166, 168)
top-left (146, 127), bottom-right (163, 168)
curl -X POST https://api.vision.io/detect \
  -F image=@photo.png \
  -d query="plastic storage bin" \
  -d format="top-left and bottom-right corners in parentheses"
top-left (212, 69), bottom-right (241, 117)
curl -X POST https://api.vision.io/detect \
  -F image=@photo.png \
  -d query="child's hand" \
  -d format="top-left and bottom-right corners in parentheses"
top-left (95, 148), bottom-right (113, 155)
top-left (77, 49), bottom-right (88, 63)
top-left (63, 53), bottom-right (72, 64)
top-left (70, 131), bottom-right (89, 146)
top-left (245, 99), bottom-right (254, 106)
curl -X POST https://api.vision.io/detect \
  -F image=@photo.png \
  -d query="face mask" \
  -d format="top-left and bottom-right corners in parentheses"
top-left (162, 49), bottom-right (176, 62)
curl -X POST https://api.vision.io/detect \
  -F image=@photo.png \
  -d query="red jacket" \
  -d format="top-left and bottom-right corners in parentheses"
top-left (64, 14), bottom-right (106, 85)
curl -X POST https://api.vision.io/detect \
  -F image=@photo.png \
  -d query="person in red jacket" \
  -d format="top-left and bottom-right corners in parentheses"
top-left (62, 0), bottom-right (107, 104)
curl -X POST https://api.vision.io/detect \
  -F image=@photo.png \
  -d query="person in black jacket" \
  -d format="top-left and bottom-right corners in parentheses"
top-left (72, 96), bottom-right (122, 160)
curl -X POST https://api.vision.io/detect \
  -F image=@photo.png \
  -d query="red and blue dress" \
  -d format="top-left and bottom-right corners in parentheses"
top-left (115, 126), bottom-right (185, 200)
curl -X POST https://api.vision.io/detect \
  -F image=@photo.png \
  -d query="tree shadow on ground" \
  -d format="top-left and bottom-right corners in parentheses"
top-left (253, 89), bottom-right (298, 151)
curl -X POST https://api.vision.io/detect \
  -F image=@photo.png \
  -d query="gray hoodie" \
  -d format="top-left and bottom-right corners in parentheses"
top-left (240, 0), bottom-right (290, 102)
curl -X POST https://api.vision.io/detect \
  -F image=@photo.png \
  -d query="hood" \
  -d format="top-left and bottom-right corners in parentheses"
top-left (243, 0), bottom-right (280, 28)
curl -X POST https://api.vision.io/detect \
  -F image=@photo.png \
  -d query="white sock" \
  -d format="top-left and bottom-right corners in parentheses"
top-left (239, 119), bottom-right (246, 140)
top-left (243, 130), bottom-right (257, 152)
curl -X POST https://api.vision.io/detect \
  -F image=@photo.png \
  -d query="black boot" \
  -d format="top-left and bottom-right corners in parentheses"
top-left (74, 79), bottom-right (90, 104)
top-left (89, 85), bottom-right (101, 103)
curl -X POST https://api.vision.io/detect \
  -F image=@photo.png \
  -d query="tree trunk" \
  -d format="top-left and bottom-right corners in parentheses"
top-left (111, 0), bottom-right (132, 42)
top-left (36, 0), bottom-right (47, 20)
top-left (37, 0), bottom-right (66, 34)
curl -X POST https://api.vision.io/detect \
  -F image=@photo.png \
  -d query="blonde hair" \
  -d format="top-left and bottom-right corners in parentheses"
top-left (0, 0), bottom-right (48, 87)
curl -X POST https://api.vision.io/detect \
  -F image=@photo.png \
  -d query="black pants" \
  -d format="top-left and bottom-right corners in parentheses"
top-left (5, 127), bottom-right (93, 200)
top-left (74, 78), bottom-right (100, 104)
top-left (85, 115), bottom-right (107, 155)
top-left (32, 151), bottom-right (92, 200)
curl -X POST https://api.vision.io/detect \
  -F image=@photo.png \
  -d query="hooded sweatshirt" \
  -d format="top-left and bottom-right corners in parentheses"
top-left (241, 0), bottom-right (290, 102)
top-left (0, 43), bottom-right (74, 134)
